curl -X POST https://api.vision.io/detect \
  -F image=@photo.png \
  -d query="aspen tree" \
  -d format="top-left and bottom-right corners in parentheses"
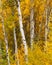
top-left (0, 0), bottom-right (10, 65)
top-left (15, 0), bottom-right (28, 63)
top-left (30, 0), bottom-right (34, 50)
top-left (13, 22), bottom-right (19, 65)
top-left (44, 0), bottom-right (50, 51)
top-left (11, 7), bottom-right (19, 65)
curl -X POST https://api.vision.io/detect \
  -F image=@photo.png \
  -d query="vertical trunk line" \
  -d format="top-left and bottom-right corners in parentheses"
top-left (44, 0), bottom-right (50, 52)
top-left (15, 0), bottom-right (28, 63)
top-left (0, 0), bottom-right (10, 65)
top-left (30, 0), bottom-right (34, 50)
top-left (2, 18), bottom-right (10, 65)
top-left (13, 24), bottom-right (19, 65)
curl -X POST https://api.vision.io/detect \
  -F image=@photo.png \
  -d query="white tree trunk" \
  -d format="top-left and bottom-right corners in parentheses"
top-left (15, 0), bottom-right (28, 62)
top-left (0, 0), bottom-right (10, 65)
top-left (44, 0), bottom-right (50, 51)
top-left (30, 0), bottom-right (34, 50)
top-left (13, 25), bottom-right (19, 65)
top-left (44, 9), bottom-right (48, 51)
top-left (2, 18), bottom-right (10, 65)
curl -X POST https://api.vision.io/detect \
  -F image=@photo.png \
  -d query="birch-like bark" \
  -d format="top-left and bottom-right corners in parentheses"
top-left (30, 0), bottom-right (34, 50)
top-left (44, 0), bottom-right (50, 51)
top-left (11, 6), bottom-right (19, 65)
top-left (13, 24), bottom-right (19, 65)
top-left (2, 18), bottom-right (10, 65)
top-left (15, 0), bottom-right (28, 62)
top-left (0, 0), bottom-right (10, 65)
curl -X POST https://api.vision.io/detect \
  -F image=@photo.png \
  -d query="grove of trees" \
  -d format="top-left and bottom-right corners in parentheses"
top-left (0, 0), bottom-right (52, 65)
